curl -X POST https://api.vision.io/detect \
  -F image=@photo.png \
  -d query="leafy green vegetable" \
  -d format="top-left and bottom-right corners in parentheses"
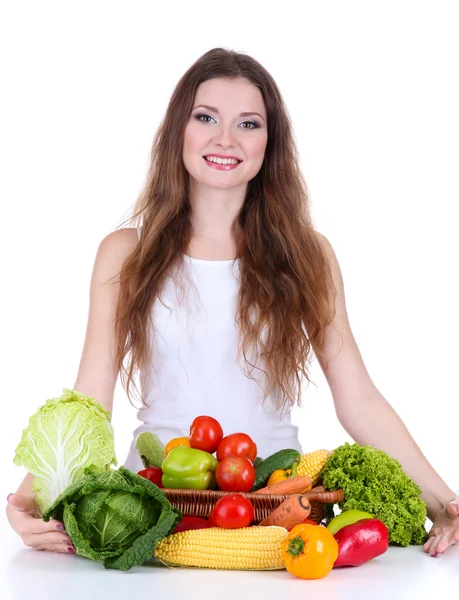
top-left (321, 442), bottom-right (428, 546)
top-left (14, 388), bottom-right (117, 512)
top-left (42, 467), bottom-right (181, 571)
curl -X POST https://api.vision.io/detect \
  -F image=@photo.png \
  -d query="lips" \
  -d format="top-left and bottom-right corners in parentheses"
top-left (203, 154), bottom-right (243, 162)
top-left (203, 156), bottom-right (242, 171)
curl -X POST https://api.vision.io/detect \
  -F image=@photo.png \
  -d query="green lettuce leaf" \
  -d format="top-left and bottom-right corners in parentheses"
top-left (14, 388), bottom-right (117, 512)
top-left (321, 442), bottom-right (428, 546)
top-left (42, 467), bottom-right (181, 571)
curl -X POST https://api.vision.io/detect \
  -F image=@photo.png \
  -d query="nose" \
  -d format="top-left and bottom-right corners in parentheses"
top-left (214, 124), bottom-right (236, 148)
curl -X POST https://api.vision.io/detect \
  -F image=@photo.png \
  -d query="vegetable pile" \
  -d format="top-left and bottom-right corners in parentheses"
top-left (13, 394), bottom-right (430, 576)
top-left (321, 442), bottom-right (428, 546)
top-left (136, 416), bottom-right (313, 497)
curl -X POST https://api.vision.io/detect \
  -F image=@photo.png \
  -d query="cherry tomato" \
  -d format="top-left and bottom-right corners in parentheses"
top-left (189, 416), bottom-right (224, 454)
top-left (137, 467), bottom-right (164, 488)
top-left (216, 455), bottom-right (255, 493)
top-left (209, 494), bottom-right (254, 529)
top-left (216, 433), bottom-right (257, 463)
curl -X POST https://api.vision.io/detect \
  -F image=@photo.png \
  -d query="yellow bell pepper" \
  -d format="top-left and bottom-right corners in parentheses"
top-left (283, 523), bottom-right (338, 579)
top-left (267, 469), bottom-right (291, 486)
top-left (267, 459), bottom-right (299, 486)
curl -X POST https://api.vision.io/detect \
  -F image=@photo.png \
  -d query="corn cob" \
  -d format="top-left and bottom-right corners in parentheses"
top-left (296, 449), bottom-right (333, 487)
top-left (153, 526), bottom-right (288, 570)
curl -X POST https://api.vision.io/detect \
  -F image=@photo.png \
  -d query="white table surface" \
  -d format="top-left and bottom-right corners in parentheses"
top-left (2, 515), bottom-right (458, 600)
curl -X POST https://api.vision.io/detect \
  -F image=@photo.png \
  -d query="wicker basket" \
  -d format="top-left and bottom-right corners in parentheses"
top-left (163, 484), bottom-right (344, 525)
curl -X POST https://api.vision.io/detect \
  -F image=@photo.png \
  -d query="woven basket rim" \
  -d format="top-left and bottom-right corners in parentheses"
top-left (161, 485), bottom-right (344, 505)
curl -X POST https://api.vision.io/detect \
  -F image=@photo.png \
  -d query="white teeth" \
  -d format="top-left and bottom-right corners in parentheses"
top-left (205, 156), bottom-right (240, 165)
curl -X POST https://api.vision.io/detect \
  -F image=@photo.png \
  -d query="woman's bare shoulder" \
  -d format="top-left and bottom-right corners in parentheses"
top-left (90, 228), bottom-right (140, 281)
top-left (98, 227), bottom-right (139, 258)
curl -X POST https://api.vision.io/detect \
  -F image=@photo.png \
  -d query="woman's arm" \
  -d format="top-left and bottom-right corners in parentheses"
top-left (6, 228), bottom-right (139, 550)
top-left (316, 234), bottom-right (456, 521)
top-left (11, 228), bottom-right (138, 495)
top-left (73, 227), bottom-right (139, 415)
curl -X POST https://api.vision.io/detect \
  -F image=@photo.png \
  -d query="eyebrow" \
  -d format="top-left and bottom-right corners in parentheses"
top-left (192, 104), bottom-right (265, 122)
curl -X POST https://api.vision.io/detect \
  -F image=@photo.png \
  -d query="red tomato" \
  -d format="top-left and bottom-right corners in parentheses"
top-left (216, 456), bottom-right (255, 493)
top-left (137, 467), bottom-right (164, 488)
top-left (208, 510), bottom-right (218, 527)
top-left (189, 416), bottom-right (224, 454)
top-left (209, 494), bottom-right (254, 529)
top-left (216, 433), bottom-right (257, 463)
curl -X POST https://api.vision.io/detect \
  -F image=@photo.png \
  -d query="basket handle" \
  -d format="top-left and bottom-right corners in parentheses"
top-left (303, 485), bottom-right (345, 504)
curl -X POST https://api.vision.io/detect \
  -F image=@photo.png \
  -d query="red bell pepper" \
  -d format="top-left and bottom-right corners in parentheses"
top-left (301, 518), bottom-right (319, 526)
top-left (333, 518), bottom-right (389, 567)
top-left (138, 466), bottom-right (164, 488)
top-left (173, 516), bottom-right (211, 534)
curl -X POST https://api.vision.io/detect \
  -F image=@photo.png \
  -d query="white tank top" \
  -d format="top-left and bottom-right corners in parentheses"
top-left (122, 227), bottom-right (302, 473)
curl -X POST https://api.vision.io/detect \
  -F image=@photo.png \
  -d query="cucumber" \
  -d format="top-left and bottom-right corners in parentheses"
top-left (250, 448), bottom-right (301, 491)
top-left (253, 456), bottom-right (264, 469)
top-left (135, 432), bottom-right (165, 469)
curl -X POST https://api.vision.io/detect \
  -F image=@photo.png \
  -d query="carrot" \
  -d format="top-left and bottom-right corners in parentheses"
top-left (258, 494), bottom-right (311, 530)
top-left (253, 474), bottom-right (312, 495)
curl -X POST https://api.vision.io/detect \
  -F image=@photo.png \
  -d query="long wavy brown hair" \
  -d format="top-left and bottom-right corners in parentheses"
top-left (114, 47), bottom-right (336, 417)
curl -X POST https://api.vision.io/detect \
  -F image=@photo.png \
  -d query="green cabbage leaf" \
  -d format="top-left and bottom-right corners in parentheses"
top-left (42, 467), bottom-right (181, 571)
top-left (321, 442), bottom-right (428, 546)
top-left (14, 388), bottom-right (117, 512)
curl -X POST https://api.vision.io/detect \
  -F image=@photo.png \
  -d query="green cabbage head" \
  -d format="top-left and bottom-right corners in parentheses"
top-left (42, 467), bottom-right (181, 571)
top-left (14, 388), bottom-right (117, 512)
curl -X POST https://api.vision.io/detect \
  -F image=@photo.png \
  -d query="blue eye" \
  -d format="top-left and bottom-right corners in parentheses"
top-left (194, 113), bottom-right (259, 129)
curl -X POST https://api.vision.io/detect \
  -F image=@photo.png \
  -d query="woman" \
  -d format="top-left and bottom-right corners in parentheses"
top-left (6, 48), bottom-right (459, 558)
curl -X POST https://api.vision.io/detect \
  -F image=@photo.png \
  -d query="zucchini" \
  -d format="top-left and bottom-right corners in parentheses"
top-left (250, 448), bottom-right (301, 491)
top-left (135, 432), bottom-right (165, 468)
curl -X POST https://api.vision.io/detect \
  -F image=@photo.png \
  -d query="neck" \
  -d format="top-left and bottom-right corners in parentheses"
top-left (188, 179), bottom-right (246, 241)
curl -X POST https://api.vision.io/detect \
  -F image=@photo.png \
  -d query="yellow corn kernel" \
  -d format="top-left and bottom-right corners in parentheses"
top-left (296, 449), bottom-right (333, 487)
top-left (153, 526), bottom-right (288, 570)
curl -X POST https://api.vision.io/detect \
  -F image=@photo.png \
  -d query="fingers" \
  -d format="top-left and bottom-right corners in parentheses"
top-left (33, 543), bottom-right (76, 554)
top-left (10, 510), bottom-right (66, 537)
top-left (423, 530), bottom-right (458, 556)
top-left (7, 505), bottom-right (68, 542)
top-left (26, 516), bottom-right (67, 535)
top-left (24, 530), bottom-right (73, 548)
top-left (6, 493), bottom-right (76, 554)
top-left (23, 530), bottom-right (76, 554)
top-left (7, 493), bottom-right (39, 516)
top-left (446, 500), bottom-right (459, 518)
top-left (424, 534), bottom-right (442, 556)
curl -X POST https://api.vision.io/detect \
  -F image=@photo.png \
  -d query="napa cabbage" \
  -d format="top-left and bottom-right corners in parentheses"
top-left (14, 388), bottom-right (117, 512)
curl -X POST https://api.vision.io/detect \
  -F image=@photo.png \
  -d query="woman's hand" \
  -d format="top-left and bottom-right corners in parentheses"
top-left (423, 497), bottom-right (459, 556)
top-left (6, 493), bottom-right (76, 554)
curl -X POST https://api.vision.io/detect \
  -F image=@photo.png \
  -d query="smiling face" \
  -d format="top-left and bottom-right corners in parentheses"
top-left (182, 77), bottom-right (268, 189)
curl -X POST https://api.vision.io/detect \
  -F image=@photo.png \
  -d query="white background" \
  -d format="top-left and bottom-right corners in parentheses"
top-left (1, 0), bottom-right (458, 507)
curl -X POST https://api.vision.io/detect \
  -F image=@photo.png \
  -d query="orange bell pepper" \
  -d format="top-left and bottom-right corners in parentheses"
top-left (164, 436), bottom-right (190, 457)
top-left (282, 523), bottom-right (339, 579)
